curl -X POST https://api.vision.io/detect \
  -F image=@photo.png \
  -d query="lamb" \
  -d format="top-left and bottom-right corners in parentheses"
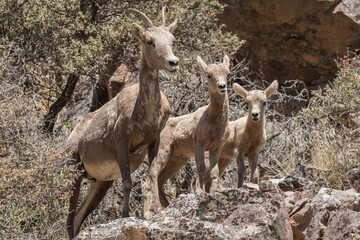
top-left (143, 55), bottom-right (231, 217)
top-left (205, 81), bottom-right (278, 190)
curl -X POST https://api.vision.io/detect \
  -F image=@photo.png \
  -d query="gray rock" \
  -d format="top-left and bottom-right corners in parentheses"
top-left (76, 188), bottom-right (293, 240)
top-left (306, 187), bottom-right (360, 239)
top-left (277, 175), bottom-right (313, 192)
top-left (323, 208), bottom-right (360, 240)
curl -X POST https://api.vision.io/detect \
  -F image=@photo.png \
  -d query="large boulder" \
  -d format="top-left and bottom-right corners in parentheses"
top-left (305, 187), bottom-right (360, 239)
top-left (323, 208), bottom-right (360, 239)
top-left (76, 188), bottom-right (293, 240)
top-left (219, 0), bottom-right (360, 87)
top-left (280, 186), bottom-right (360, 239)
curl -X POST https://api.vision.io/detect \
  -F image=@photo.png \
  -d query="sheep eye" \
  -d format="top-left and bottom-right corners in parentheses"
top-left (207, 75), bottom-right (211, 79)
top-left (146, 40), bottom-right (154, 45)
top-left (263, 101), bottom-right (267, 106)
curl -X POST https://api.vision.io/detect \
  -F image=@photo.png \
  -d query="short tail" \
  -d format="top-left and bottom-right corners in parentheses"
top-left (66, 153), bottom-right (83, 240)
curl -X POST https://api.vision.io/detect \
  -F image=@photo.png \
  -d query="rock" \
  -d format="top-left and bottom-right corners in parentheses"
top-left (76, 188), bottom-right (293, 240)
top-left (242, 182), bottom-right (260, 191)
top-left (317, 187), bottom-right (360, 212)
top-left (306, 187), bottom-right (360, 239)
top-left (258, 180), bottom-right (280, 193)
top-left (219, 0), bottom-right (360, 88)
top-left (107, 63), bottom-right (135, 100)
top-left (345, 168), bottom-right (360, 192)
top-left (323, 208), bottom-right (360, 239)
top-left (54, 75), bottom-right (93, 137)
top-left (283, 187), bottom-right (360, 239)
top-left (277, 175), bottom-right (313, 192)
top-left (288, 198), bottom-right (313, 240)
top-left (334, 0), bottom-right (360, 24)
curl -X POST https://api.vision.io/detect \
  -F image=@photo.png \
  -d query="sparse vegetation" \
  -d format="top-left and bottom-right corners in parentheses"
top-left (0, 60), bottom-right (75, 239)
top-left (257, 50), bottom-right (360, 190)
top-left (1, 0), bottom-right (359, 238)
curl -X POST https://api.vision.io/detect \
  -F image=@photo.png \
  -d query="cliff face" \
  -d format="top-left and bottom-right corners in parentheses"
top-left (219, 0), bottom-right (360, 86)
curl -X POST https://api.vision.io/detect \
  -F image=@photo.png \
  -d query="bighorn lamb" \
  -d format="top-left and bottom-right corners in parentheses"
top-left (205, 81), bottom-right (278, 190)
top-left (65, 8), bottom-right (179, 239)
top-left (143, 55), bottom-right (230, 217)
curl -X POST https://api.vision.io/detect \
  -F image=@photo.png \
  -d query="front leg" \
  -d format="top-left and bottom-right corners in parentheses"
top-left (207, 148), bottom-right (222, 193)
top-left (248, 153), bottom-right (260, 184)
top-left (116, 140), bottom-right (131, 218)
top-left (236, 152), bottom-right (246, 188)
top-left (194, 142), bottom-right (206, 193)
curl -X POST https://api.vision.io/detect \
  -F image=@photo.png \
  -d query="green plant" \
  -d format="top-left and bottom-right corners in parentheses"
top-left (65, 120), bottom-right (76, 132)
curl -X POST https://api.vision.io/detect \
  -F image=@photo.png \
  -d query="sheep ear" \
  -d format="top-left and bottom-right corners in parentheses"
top-left (265, 80), bottom-right (278, 98)
top-left (223, 55), bottom-right (230, 69)
top-left (167, 18), bottom-right (178, 33)
top-left (197, 56), bottom-right (208, 73)
top-left (131, 23), bottom-right (145, 43)
top-left (233, 83), bottom-right (248, 99)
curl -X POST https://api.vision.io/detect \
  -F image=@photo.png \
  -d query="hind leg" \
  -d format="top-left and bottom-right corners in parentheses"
top-left (66, 168), bottom-right (83, 239)
top-left (148, 155), bottom-right (189, 212)
top-left (158, 156), bottom-right (190, 205)
top-left (157, 177), bottom-right (170, 208)
top-left (143, 142), bottom-right (172, 218)
top-left (73, 179), bottom-right (113, 236)
top-left (205, 157), bottom-right (232, 192)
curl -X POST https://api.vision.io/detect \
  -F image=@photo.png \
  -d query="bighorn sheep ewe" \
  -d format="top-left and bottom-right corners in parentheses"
top-left (66, 8), bottom-right (179, 239)
top-left (143, 56), bottom-right (230, 217)
top-left (205, 81), bottom-right (278, 190)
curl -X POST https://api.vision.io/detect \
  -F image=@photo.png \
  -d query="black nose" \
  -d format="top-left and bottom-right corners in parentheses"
top-left (218, 84), bottom-right (226, 91)
top-left (252, 113), bottom-right (259, 118)
top-left (169, 60), bottom-right (179, 67)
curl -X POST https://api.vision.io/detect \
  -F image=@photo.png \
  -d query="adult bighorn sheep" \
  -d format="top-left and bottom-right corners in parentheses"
top-left (205, 81), bottom-right (278, 190)
top-left (143, 55), bottom-right (230, 217)
top-left (65, 8), bottom-right (179, 239)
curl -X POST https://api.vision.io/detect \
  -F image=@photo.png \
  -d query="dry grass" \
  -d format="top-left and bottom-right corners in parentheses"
top-left (0, 60), bottom-right (75, 239)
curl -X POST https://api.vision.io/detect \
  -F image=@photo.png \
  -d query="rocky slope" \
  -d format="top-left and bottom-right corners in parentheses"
top-left (219, 0), bottom-right (360, 87)
top-left (76, 180), bottom-right (360, 240)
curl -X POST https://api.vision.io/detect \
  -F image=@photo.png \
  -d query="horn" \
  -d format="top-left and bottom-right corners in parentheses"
top-left (129, 8), bottom-right (153, 28)
top-left (162, 6), bottom-right (166, 26)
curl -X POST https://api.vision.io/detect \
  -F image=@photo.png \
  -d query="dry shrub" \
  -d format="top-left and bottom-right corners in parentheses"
top-left (254, 50), bottom-right (360, 190)
top-left (0, 59), bottom-right (75, 239)
top-left (300, 50), bottom-right (360, 189)
top-left (311, 122), bottom-right (359, 189)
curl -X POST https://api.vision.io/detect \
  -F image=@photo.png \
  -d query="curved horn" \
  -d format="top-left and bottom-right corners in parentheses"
top-left (129, 8), bottom-right (153, 28)
top-left (162, 6), bottom-right (166, 26)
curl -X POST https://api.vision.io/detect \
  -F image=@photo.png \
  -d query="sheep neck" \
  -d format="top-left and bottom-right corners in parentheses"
top-left (136, 54), bottom-right (161, 121)
top-left (209, 91), bottom-right (229, 122)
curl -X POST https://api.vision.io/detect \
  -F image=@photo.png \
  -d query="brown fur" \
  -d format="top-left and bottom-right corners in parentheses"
top-left (65, 8), bottom-right (179, 239)
top-left (143, 56), bottom-right (231, 218)
top-left (206, 81), bottom-right (278, 189)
